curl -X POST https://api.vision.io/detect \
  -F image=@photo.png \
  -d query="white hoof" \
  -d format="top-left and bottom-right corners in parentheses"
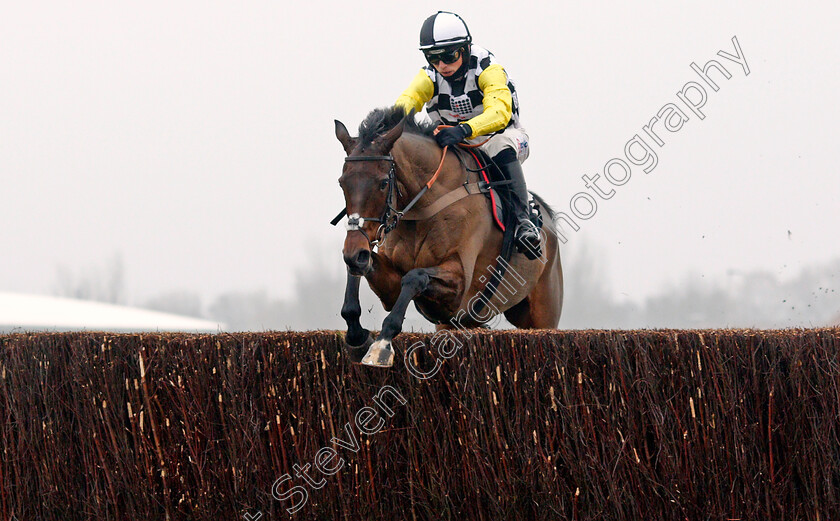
top-left (361, 339), bottom-right (395, 368)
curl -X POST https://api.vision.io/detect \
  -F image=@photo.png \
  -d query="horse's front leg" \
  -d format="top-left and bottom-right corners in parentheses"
top-left (362, 261), bottom-right (464, 368)
top-left (340, 269), bottom-right (373, 363)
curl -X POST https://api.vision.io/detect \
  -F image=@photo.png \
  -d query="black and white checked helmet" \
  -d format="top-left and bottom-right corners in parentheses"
top-left (419, 11), bottom-right (472, 51)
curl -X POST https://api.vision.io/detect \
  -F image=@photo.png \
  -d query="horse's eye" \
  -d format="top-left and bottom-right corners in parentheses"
top-left (379, 179), bottom-right (389, 190)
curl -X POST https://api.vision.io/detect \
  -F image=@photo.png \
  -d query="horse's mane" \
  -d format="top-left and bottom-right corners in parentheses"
top-left (357, 106), bottom-right (435, 146)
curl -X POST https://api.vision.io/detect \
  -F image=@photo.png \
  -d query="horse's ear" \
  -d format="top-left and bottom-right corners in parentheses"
top-left (334, 120), bottom-right (356, 155)
top-left (378, 113), bottom-right (408, 152)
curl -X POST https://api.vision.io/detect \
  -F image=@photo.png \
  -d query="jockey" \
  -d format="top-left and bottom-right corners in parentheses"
top-left (395, 11), bottom-right (542, 258)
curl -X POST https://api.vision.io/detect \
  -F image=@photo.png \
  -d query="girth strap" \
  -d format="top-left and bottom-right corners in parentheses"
top-left (401, 181), bottom-right (487, 221)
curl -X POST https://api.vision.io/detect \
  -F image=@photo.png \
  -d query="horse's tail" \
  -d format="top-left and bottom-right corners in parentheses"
top-left (529, 191), bottom-right (558, 235)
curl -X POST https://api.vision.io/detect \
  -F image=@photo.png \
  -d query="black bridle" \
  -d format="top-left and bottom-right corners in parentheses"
top-left (331, 154), bottom-right (430, 247)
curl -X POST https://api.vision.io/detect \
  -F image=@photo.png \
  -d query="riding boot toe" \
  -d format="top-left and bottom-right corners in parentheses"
top-left (515, 220), bottom-right (542, 259)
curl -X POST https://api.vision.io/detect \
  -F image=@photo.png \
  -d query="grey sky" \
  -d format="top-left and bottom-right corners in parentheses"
top-left (2, 2), bottom-right (838, 308)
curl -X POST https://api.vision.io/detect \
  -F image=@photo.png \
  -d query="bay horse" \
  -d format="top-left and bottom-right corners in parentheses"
top-left (334, 107), bottom-right (563, 367)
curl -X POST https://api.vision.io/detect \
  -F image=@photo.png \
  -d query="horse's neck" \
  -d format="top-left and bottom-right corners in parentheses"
top-left (393, 135), bottom-right (465, 205)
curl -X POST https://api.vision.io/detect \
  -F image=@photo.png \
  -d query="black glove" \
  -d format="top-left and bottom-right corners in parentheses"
top-left (435, 124), bottom-right (472, 147)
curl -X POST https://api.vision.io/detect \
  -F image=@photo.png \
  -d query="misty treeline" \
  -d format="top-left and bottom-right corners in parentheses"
top-left (561, 243), bottom-right (840, 329)
top-left (53, 254), bottom-right (126, 306)
top-left (54, 246), bottom-right (840, 331)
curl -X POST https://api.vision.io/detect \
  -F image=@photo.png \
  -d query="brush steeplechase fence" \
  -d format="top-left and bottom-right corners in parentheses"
top-left (1, 329), bottom-right (838, 520)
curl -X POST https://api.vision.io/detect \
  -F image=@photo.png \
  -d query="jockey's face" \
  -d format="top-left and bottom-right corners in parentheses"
top-left (432, 53), bottom-right (463, 78)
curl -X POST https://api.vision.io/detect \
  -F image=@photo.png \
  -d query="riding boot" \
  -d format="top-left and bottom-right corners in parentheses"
top-left (497, 156), bottom-right (542, 260)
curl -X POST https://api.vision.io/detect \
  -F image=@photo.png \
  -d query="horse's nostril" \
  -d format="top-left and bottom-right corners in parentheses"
top-left (356, 250), bottom-right (370, 266)
top-left (343, 249), bottom-right (371, 273)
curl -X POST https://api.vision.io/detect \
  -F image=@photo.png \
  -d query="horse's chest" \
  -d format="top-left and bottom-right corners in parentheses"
top-left (381, 238), bottom-right (421, 273)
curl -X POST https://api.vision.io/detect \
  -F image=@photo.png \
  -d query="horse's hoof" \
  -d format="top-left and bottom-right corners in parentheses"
top-left (343, 331), bottom-right (374, 364)
top-left (361, 339), bottom-right (394, 368)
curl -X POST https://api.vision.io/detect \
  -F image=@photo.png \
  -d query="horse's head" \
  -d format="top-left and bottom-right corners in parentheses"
top-left (335, 116), bottom-right (406, 275)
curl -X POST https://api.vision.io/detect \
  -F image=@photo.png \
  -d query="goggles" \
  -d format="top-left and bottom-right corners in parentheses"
top-left (424, 48), bottom-right (462, 65)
